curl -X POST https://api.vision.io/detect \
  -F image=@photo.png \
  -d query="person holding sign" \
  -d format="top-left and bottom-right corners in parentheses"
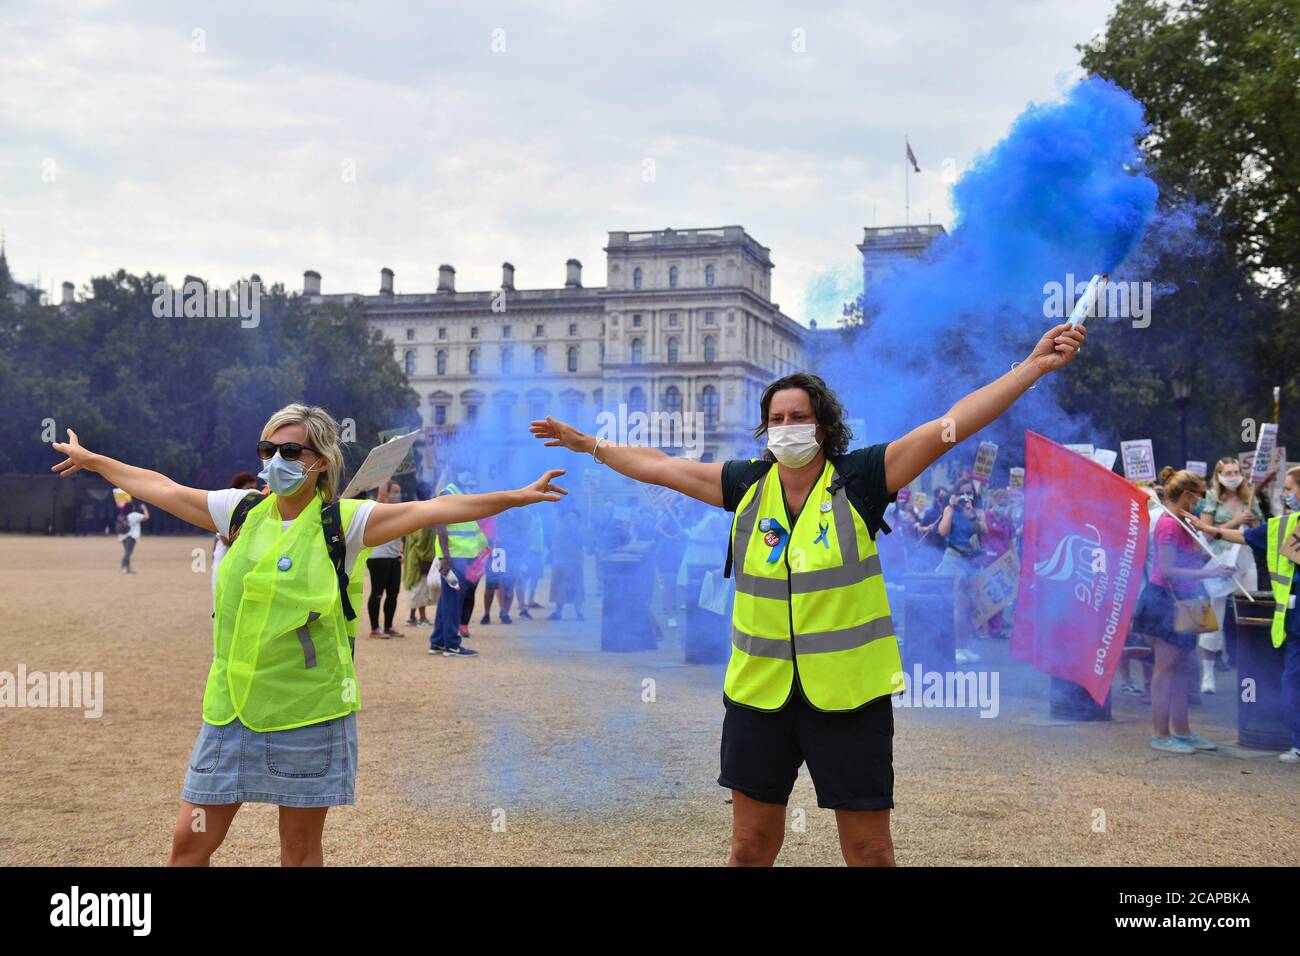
top-left (49, 402), bottom-right (566, 866)
top-left (532, 320), bottom-right (1085, 866)
top-left (1211, 465), bottom-right (1300, 764)
top-left (937, 477), bottom-right (988, 663)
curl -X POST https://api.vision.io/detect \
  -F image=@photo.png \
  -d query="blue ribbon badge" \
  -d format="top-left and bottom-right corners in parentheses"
top-left (814, 520), bottom-right (830, 549)
top-left (758, 517), bottom-right (789, 563)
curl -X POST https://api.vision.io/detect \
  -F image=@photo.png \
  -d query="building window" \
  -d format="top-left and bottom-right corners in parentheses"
top-left (406, 328), bottom-right (415, 341)
top-left (631, 338), bottom-right (643, 364)
top-left (404, 350), bottom-right (415, 375)
top-left (502, 325), bottom-right (512, 339)
top-left (438, 327), bottom-right (446, 339)
top-left (599, 342), bottom-right (605, 363)
top-left (632, 313), bottom-right (643, 328)
top-left (669, 312), bottom-right (679, 326)
top-left (700, 385), bottom-right (719, 426)
top-left (628, 386), bottom-right (647, 416)
top-left (468, 348), bottom-right (479, 374)
top-left (703, 335), bottom-right (716, 362)
top-left (501, 345), bottom-right (513, 374)
top-left (567, 346), bottom-right (578, 373)
top-left (669, 265), bottom-right (678, 288)
top-left (568, 322), bottom-right (578, 336)
top-left (533, 347), bottom-right (546, 373)
top-left (633, 267), bottom-right (642, 289)
top-left (434, 404), bottom-right (447, 425)
top-left (705, 264), bottom-right (715, 287)
top-left (436, 349), bottom-right (447, 375)
top-left (466, 404), bottom-right (479, 422)
top-left (667, 337), bottom-right (679, 364)
top-left (705, 310), bottom-right (715, 325)
top-left (535, 324), bottom-right (545, 337)
top-left (470, 326), bottom-right (479, 339)
top-left (663, 385), bottom-right (682, 415)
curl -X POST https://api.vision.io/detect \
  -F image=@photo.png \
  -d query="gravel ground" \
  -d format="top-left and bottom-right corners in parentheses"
top-left (1, 533), bottom-right (1296, 866)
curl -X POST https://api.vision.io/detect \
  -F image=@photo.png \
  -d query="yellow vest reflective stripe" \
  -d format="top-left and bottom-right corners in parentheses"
top-left (725, 458), bottom-right (903, 711)
top-left (1264, 512), bottom-right (1298, 648)
top-left (205, 494), bottom-right (367, 731)
top-left (433, 521), bottom-right (488, 558)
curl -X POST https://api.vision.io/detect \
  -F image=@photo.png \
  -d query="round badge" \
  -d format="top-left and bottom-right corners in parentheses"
top-left (758, 518), bottom-right (771, 532)
top-left (763, 531), bottom-right (780, 547)
top-left (277, 556), bottom-right (293, 572)
top-left (820, 500), bottom-right (833, 513)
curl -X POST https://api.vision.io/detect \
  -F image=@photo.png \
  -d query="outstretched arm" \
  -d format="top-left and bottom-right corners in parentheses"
top-left (883, 322), bottom-right (1086, 493)
top-left (530, 418), bottom-right (724, 507)
top-left (363, 469), bottom-right (567, 547)
top-left (51, 429), bottom-right (215, 531)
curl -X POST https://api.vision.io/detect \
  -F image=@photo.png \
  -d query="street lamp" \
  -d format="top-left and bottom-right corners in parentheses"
top-left (1171, 374), bottom-right (1192, 466)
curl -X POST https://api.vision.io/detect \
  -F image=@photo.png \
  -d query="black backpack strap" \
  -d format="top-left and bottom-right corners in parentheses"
top-left (320, 499), bottom-right (356, 622)
top-left (227, 492), bottom-right (268, 546)
top-left (828, 453), bottom-right (891, 539)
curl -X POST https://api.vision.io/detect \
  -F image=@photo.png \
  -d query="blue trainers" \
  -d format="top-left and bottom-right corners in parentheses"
top-left (443, 645), bottom-right (478, 657)
top-left (1151, 736), bottom-right (1196, 754)
top-left (1173, 733), bottom-right (1218, 751)
top-left (429, 643), bottom-right (447, 655)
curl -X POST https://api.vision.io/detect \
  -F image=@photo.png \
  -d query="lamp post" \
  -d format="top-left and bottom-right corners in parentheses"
top-left (1171, 374), bottom-right (1192, 467)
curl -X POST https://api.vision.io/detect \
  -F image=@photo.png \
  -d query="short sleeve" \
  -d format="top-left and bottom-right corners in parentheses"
top-left (1243, 522), bottom-right (1268, 554)
top-left (344, 501), bottom-right (376, 574)
top-left (843, 443), bottom-right (896, 537)
top-left (721, 458), bottom-right (770, 513)
top-left (207, 488), bottom-right (251, 538)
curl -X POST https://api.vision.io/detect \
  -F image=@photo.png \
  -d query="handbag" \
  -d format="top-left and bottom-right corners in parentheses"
top-left (1173, 598), bottom-right (1218, 634)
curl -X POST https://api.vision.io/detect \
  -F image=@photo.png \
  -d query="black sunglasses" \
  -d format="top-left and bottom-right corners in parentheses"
top-left (256, 440), bottom-right (319, 462)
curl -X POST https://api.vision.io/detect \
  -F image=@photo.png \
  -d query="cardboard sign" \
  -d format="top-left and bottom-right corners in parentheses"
top-left (1252, 423), bottom-right (1279, 482)
top-left (1093, 448), bottom-right (1118, 472)
top-left (377, 427), bottom-right (417, 476)
top-left (972, 549), bottom-right (1020, 625)
top-left (337, 429), bottom-right (421, 500)
top-left (972, 441), bottom-right (999, 483)
top-left (1281, 523), bottom-right (1300, 567)
top-left (1009, 467), bottom-right (1025, 488)
top-left (1185, 460), bottom-right (1207, 478)
top-left (1064, 443), bottom-right (1096, 459)
top-left (1120, 439), bottom-right (1156, 483)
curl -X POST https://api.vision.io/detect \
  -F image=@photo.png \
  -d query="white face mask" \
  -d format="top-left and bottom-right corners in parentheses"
top-left (1219, 474), bottom-right (1243, 491)
top-left (767, 423), bottom-right (820, 468)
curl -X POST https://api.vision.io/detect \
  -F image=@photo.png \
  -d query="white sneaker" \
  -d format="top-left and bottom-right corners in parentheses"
top-left (954, 648), bottom-right (971, 664)
top-left (1200, 675), bottom-right (1216, 694)
top-left (1279, 748), bottom-right (1300, 764)
top-left (962, 647), bottom-right (981, 663)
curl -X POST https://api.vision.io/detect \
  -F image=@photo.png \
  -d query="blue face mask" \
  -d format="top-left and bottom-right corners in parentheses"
top-left (1287, 492), bottom-right (1300, 512)
top-left (1190, 500), bottom-right (1204, 517)
top-left (258, 452), bottom-right (314, 497)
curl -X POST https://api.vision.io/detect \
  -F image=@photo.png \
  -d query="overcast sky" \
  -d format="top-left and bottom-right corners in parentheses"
top-left (1, 0), bottom-right (1117, 325)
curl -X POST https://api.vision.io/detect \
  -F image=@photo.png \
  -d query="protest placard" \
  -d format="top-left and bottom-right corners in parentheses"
top-left (337, 429), bottom-right (421, 500)
top-left (1120, 439), bottom-right (1156, 483)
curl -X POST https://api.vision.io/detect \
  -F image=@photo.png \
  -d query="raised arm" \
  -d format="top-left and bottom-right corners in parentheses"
top-left (362, 469), bottom-right (567, 548)
top-left (51, 428), bottom-right (215, 531)
top-left (882, 322), bottom-right (1086, 493)
top-left (530, 417), bottom-right (724, 507)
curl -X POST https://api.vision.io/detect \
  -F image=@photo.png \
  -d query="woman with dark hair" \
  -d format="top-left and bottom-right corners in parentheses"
top-left (532, 321), bottom-right (1086, 866)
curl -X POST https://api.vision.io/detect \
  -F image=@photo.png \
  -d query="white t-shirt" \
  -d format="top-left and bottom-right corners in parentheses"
top-left (118, 511), bottom-right (145, 542)
top-left (369, 537), bottom-right (403, 560)
top-left (207, 490), bottom-right (376, 602)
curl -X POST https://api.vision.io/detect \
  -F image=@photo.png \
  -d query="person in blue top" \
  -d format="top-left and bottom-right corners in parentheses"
top-left (1211, 465), bottom-right (1300, 764)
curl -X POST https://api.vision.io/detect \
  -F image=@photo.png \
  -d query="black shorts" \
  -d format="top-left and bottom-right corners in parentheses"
top-left (718, 689), bottom-right (894, 811)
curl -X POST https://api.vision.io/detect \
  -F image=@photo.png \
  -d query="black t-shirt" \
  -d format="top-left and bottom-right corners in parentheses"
top-left (720, 443), bottom-right (896, 540)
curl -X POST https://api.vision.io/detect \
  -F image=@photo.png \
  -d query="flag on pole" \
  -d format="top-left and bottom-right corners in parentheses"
top-left (1010, 431), bottom-right (1149, 705)
top-left (906, 139), bottom-right (921, 173)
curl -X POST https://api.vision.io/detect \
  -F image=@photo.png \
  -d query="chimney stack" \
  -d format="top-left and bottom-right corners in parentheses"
top-left (565, 258), bottom-right (582, 288)
top-left (380, 267), bottom-right (394, 295)
top-left (501, 262), bottom-right (515, 291)
top-left (437, 264), bottom-right (456, 293)
top-left (303, 270), bottom-right (321, 296)
top-left (61, 282), bottom-right (75, 306)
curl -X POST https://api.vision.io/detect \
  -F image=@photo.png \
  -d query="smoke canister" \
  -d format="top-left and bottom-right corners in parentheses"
top-left (1067, 273), bottom-right (1107, 328)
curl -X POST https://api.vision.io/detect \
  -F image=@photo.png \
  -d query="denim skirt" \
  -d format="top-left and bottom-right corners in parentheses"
top-left (181, 713), bottom-right (358, 807)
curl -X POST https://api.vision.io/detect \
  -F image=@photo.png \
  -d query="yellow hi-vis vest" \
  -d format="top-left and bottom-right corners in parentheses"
top-left (431, 485), bottom-right (489, 559)
top-left (204, 493), bottom-right (370, 731)
top-left (726, 457), bottom-right (903, 711)
top-left (1264, 511), bottom-right (1299, 648)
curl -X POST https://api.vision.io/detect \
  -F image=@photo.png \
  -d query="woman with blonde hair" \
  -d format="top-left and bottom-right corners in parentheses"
top-left (1192, 456), bottom-right (1262, 692)
top-left (51, 402), bottom-right (565, 865)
